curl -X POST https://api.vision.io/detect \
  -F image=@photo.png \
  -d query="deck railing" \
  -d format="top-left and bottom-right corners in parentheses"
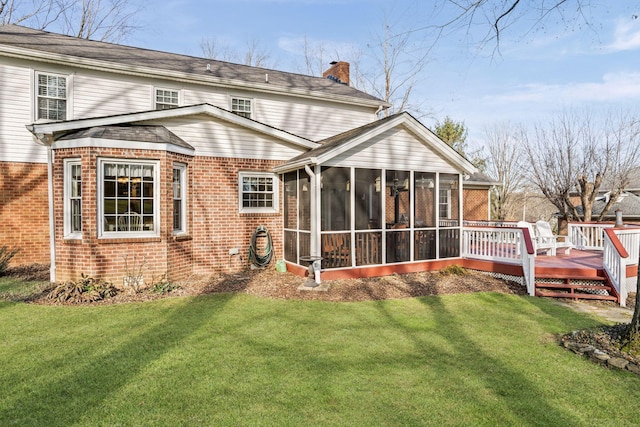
top-left (462, 226), bottom-right (536, 296)
top-left (568, 222), bottom-right (614, 250)
top-left (602, 227), bottom-right (640, 307)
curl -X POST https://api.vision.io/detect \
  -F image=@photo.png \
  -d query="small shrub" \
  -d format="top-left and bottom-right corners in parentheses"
top-left (47, 274), bottom-right (118, 303)
top-left (439, 265), bottom-right (468, 276)
top-left (0, 246), bottom-right (19, 276)
top-left (151, 274), bottom-right (180, 294)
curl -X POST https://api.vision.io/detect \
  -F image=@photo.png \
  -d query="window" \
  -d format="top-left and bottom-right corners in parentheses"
top-left (231, 97), bottom-right (252, 118)
top-left (173, 164), bottom-right (187, 233)
top-left (155, 88), bottom-right (179, 110)
top-left (439, 189), bottom-right (450, 219)
top-left (100, 159), bottom-right (159, 236)
top-left (36, 72), bottom-right (67, 121)
top-left (239, 172), bottom-right (278, 213)
top-left (64, 159), bottom-right (82, 238)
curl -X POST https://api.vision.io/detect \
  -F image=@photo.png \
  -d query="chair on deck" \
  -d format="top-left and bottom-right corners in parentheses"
top-left (535, 220), bottom-right (573, 255)
top-left (517, 221), bottom-right (556, 256)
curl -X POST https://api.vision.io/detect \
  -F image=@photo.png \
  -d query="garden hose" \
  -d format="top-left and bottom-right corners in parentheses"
top-left (249, 225), bottom-right (274, 268)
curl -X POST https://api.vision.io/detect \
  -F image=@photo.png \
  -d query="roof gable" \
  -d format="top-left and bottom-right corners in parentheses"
top-left (275, 112), bottom-right (479, 174)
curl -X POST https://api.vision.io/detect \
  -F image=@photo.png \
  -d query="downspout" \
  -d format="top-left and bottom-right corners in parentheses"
top-left (46, 144), bottom-right (56, 283)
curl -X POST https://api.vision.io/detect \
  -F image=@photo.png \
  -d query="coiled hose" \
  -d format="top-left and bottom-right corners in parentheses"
top-left (249, 225), bottom-right (273, 268)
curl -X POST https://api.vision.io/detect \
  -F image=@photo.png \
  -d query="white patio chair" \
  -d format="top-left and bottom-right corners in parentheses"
top-left (535, 220), bottom-right (573, 255)
top-left (517, 221), bottom-right (555, 256)
top-left (118, 211), bottom-right (143, 231)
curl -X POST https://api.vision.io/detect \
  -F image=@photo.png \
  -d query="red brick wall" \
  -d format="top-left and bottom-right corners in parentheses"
top-left (52, 148), bottom-right (282, 283)
top-left (464, 188), bottom-right (489, 220)
top-left (0, 161), bottom-right (50, 266)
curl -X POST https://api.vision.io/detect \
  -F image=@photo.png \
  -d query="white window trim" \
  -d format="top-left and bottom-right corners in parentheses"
top-left (238, 171), bottom-right (279, 214)
top-left (34, 70), bottom-right (72, 122)
top-left (153, 87), bottom-right (181, 110)
top-left (97, 158), bottom-right (160, 238)
top-left (63, 158), bottom-right (82, 239)
top-left (173, 163), bottom-right (187, 235)
top-left (230, 95), bottom-right (253, 119)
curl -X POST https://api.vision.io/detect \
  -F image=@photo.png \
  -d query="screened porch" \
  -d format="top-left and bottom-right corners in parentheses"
top-left (282, 166), bottom-right (464, 271)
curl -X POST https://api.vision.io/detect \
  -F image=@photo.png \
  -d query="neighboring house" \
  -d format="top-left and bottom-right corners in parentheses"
top-left (0, 24), bottom-right (494, 284)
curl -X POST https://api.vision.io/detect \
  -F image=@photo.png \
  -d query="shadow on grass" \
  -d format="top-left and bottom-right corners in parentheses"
top-left (364, 293), bottom-right (596, 425)
top-left (0, 291), bottom-right (249, 425)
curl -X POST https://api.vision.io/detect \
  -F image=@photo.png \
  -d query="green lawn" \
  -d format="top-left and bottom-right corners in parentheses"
top-left (1, 288), bottom-right (639, 426)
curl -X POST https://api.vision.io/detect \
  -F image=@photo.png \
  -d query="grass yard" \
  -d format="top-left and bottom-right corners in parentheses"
top-left (1, 289), bottom-right (639, 426)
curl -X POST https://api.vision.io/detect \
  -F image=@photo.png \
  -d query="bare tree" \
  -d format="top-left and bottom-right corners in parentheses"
top-left (523, 108), bottom-right (640, 223)
top-left (200, 36), bottom-right (275, 68)
top-left (353, 21), bottom-right (433, 116)
top-left (435, 0), bottom-right (600, 54)
top-left (1, 0), bottom-right (141, 42)
top-left (483, 122), bottom-right (526, 220)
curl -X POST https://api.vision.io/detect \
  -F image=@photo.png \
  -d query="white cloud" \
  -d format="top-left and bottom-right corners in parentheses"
top-left (487, 72), bottom-right (640, 105)
top-left (606, 19), bottom-right (640, 52)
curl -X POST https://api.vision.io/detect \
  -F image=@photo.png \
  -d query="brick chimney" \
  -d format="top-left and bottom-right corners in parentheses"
top-left (322, 61), bottom-right (350, 86)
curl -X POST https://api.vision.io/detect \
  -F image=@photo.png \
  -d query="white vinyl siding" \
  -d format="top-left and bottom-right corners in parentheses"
top-left (0, 62), bottom-right (48, 162)
top-left (324, 127), bottom-right (460, 173)
top-left (154, 116), bottom-right (306, 160)
top-left (73, 73), bottom-right (150, 119)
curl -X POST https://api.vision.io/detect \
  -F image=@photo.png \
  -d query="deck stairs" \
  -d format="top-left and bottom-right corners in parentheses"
top-left (534, 271), bottom-right (620, 303)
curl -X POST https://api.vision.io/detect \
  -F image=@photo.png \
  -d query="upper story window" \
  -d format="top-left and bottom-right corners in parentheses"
top-left (172, 164), bottom-right (187, 234)
top-left (99, 159), bottom-right (159, 237)
top-left (239, 172), bottom-right (278, 213)
top-left (155, 88), bottom-right (179, 110)
top-left (36, 72), bottom-right (67, 121)
top-left (231, 97), bottom-right (252, 118)
top-left (64, 159), bottom-right (82, 238)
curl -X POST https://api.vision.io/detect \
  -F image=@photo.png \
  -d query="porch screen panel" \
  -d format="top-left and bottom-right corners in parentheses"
top-left (299, 172), bottom-right (311, 231)
top-left (385, 170), bottom-right (410, 264)
top-left (415, 230), bottom-right (437, 260)
top-left (355, 168), bottom-right (381, 230)
top-left (321, 167), bottom-right (350, 231)
top-left (283, 171), bottom-right (297, 230)
top-left (284, 230), bottom-right (298, 262)
top-left (439, 229), bottom-right (460, 258)
top-left (439, 174), bottom-right (460, 227)
top-left (414, 173), bottom-right (435, 228)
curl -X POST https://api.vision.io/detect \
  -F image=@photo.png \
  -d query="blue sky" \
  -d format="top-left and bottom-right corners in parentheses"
top-left (128, 0), bottom-right (640, 146)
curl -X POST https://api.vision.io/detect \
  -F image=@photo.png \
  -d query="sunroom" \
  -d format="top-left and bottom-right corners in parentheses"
top-left (274, 112), bottom-right (478, 277)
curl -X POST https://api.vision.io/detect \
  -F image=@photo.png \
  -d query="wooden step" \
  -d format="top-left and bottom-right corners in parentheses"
top-left (535, 289), bottom-right (618, 301)
top-left (535, 283), bottom-right (612, 291)
top-left (536, 275), bottom-right (605, 281)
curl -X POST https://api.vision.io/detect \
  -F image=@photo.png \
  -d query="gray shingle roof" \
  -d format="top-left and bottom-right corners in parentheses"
top-left (0, 24), bottom-right (383, 105)
top-left (57, 125), bottom-right (193, 149)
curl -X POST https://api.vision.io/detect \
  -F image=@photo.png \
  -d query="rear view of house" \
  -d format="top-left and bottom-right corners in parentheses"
top-left (0, 25), bottom-right (493, 284)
